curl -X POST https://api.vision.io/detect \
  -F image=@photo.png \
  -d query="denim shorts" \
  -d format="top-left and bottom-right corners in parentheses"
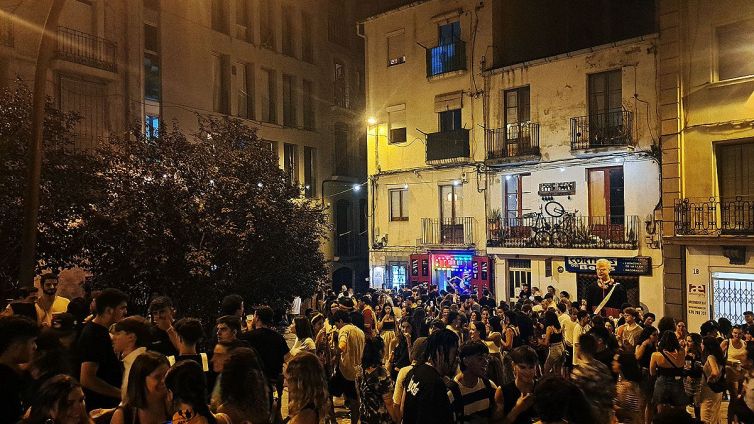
top-left (653, 375), bottom-right (688, 406)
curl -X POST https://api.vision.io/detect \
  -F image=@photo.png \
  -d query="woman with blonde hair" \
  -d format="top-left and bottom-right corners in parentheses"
top-left (285, 351), bottom-right (329, 424)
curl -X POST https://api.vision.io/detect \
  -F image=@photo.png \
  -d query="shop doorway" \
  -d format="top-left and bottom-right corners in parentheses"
top-left (711, 272), bottom-right (754, 325)
top-left (333, 267), bottom-right (353, 291)
top-left (576, 274), bottom-right (639, 307)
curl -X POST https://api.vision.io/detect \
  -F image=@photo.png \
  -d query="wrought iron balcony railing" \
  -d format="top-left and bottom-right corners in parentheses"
top-left (56, 26), bottom-right (117, 72)
top-left (335, 232), bottom-right (368, 257)
top-left (570, 110), bottom-right (632, 150)
top-left (333, 82), bottom-right (350, 109)
top-left (487, 214), bottom-right (639, 249)
top-left (426, 40), bottom-right (466, 77)
top-left (674, 197), bottom-right (754, 236)
top-left (426, 128), bottom-right (470, 164)
top-left (421, 217), bottom-right (475, 246)
top-left (485, 123), bottom-right (540, 160)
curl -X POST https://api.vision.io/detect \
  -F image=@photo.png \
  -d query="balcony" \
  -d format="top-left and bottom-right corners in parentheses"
top-left (55, 27), bottom-right (117, 73)
top-left (487, 215), bottom-right (639, 249)
top-left (674, 197), bottom-right (754, 236)
top-left (333, 82), bottom-right (350, 110)
top-left (421, 217), bottom-right (475, 246)
top-left (485, 123), bottom-right (540, 161)
top-left (426, 40), bottom-right (466, 77)
top-left (426, 128), bottom-right (470, 164)
top-left (570, 110), bottom-right (632, 150)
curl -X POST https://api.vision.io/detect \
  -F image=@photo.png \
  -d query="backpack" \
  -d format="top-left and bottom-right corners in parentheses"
top-left (447, 378), bottom-right (496, 423)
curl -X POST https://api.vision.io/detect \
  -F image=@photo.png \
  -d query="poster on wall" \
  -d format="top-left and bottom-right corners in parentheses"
top-left (565, 256), bottom-right (652, 275)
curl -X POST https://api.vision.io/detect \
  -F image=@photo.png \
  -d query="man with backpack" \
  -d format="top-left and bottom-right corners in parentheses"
top-left (447, 340), bottom-right (505, 423)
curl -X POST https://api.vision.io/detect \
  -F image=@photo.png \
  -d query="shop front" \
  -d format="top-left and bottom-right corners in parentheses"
top-left (409, 251), bottom-right (491, 294)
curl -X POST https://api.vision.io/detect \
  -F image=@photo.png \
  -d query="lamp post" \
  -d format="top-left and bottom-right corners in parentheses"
top-left (18, 0), bottom-right (67, 287)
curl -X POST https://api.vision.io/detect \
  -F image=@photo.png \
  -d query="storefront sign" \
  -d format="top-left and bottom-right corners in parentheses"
top-left (565, 256), bottom-right (652, 276)
top-left (538, 181), bottom-right (576, 196)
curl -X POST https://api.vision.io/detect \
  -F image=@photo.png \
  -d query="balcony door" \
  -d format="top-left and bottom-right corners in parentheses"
top-left (588, 167), bottom-right (625, 241)
top-left (440, 185), bottom-right (463, 243)
top-left (588, 70), bottom-right (623, 145)
top-left (716, 141), bottom-right (754, 233)
top-left (504, 86), bottom-right (530, 156)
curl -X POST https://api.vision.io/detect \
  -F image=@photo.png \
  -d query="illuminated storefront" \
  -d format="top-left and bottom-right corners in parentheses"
top-left (409, 251), bottom-right (490, 293)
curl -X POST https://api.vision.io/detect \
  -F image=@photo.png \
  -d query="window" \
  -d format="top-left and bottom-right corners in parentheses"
top-left (588, 167), bottom-right (624, 225)
top-left (387, 32), bottom-right (405, 66)
top-left (439, 184), bottom-right (462, 221)
top-left (304, 146), bottom-right (316, 197)
top-left (144, 24), bottom-right (159, 52)
top-left (438, 21), bottom-right (461, 45)
top-left (390, 189), bottom-right (408, 221)
top-left (388, 262), bottom-right (408, 289)
top-left (145, 114), bottom-right (159, 139)
top-left (327, 0), bottom-right (348, 46)
top-left (143, 23), bottom-right (161, 102)
top-left (59, 75), bottom-right (107, 150)
top-left (334, 122), bottom-right (349, 176)
top-left (302, 12), bottom-right (313, 63)
top-left (260, 68), bottom-right (276, 123)
top-left (211, 0), bottom-right (229, 34)
top-left (504, 175), bottom-right (523, 222)
top-left (212, 54), bottom-right (229, 114)
top-left (717, 19), bottom-right (754, 81)
top-left (235, 62), bottom-right (253, 119)
top-left (235, 0), bottom-right (250, 41)
top-left (388, 106), bottom-right (406, 143)
top-left (439, 109), bottom-right (461, 132)
top-left (333, 61), bottom-right (348, 108)
top-left (716, 142), bottom-right (754, 201)
top-left (504, 86), bottom-right (530, 126)
top-left (283, 74), bottom-right (296, 127)
top-left (284, 143), bottom-right (298, 183)
top-left (588, 70), bottom-right (622, 117)
top-left (259, 0), bottom-right (275, 49)
top-left (282, 6), bottom-right (295, 56)
top-left (302, 79), bottom-right (315, 129)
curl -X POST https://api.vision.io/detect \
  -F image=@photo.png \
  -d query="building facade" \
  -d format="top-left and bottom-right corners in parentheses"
top-left (1, 0), bottom-right (368, 291)
top-left (659, 0), bottom-right (754, 329)
top-left (364, 0), bottom-right (664, 311)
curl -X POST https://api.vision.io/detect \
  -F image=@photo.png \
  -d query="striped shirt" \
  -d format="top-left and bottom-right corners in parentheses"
top-left (447, 376), bottom-right (496, 424)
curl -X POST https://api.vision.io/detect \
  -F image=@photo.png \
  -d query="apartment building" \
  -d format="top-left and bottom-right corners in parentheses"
top-left (1, 0), bottom-right (368, 291)
top-left (364, 0), bottom-right (664, 312)
top-left (659, 0), bottom-right (754, 328)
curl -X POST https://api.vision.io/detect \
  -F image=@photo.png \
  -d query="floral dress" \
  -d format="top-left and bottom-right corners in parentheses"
top-left (357, 366), bottom-right (394, 424)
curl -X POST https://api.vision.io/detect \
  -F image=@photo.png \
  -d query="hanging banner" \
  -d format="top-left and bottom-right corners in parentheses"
top-left (565, 256), bottom-right (652, 276)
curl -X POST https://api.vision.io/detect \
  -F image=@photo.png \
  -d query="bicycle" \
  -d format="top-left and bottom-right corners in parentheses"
top-left (521, 201), bottom-right (578, 247)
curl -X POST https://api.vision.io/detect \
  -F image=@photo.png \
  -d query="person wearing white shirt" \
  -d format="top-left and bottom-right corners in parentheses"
top-left (111, 316), bottom-right (151, 401)
top-left (571, 310), bottom-right (591, 366)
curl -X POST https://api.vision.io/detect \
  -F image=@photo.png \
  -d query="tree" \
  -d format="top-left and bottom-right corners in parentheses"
top-left (0, 82), bottom-right (96, 294)
top-left (81, 115), bottom-right (328, 317)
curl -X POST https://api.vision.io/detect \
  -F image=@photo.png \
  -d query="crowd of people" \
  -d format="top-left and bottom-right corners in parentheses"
top-left (5, 262), bottom-right (754, 423)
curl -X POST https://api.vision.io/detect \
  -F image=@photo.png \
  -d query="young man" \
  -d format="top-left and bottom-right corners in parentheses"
top-left (169, 317), bottom-right (209, 370)
top-left (111, 315), bottom-right (151, 400)
top-left (148, 296), bottom-right (178, 356)
top-left (331, 308), bottom-right (365, 424)
top-left (0, 315), bottom-right (40, 423)
top-left (358, 295), bottom-right (376, 338)
top-left (501, 346), bottom-right (538, 424)
top-left (448, 340), bottom-right (505, 423)
top-left (401, 329), bottom-right (459, 424)
top-left (571, 333), bottom-right (615, 423)
top-left (220, 294), bottom-right (244, 319)
top-left (35, 273), bottom-right (70, 327)
top-left (216, 315), bottom-right (242, 343)
top-left (616, 307), bottom-right (643, 352)
top-left (77, 288), bottom-right (128, 411)
top-left (572, 310), bottom-right (591, 366)
top-left (242, 306), bottom-right (291, 413)
top-left (446, 311), bottom-right (463, 342)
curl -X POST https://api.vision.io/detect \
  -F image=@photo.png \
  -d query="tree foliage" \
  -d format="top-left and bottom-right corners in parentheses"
top-left (0, 83), bottom-right (328, 316)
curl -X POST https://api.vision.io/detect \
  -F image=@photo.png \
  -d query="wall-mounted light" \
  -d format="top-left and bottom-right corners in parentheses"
top-left (505, 175), bottom-right (511, 180)
top-left (452, 180), bottom-right (461, 186)
top-left (403, 184), bottom-right (409, 189)
top-left (559, 167), bottom-right (565, 172)
top-left (353, 184), bottom-right (361, 192)
top-left (367, 117), bottom-right (377, 125)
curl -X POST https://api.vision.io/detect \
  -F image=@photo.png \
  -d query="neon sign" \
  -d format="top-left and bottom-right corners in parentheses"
top-left (433, 254), bottom-right (473, 271)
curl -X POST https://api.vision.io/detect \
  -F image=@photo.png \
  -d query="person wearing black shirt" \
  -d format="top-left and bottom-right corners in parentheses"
top-left (148, 296), bottom-right (179, 357)
top-left (585, 259), bottom-right (627, 318)
top-left (77, 288), bottom-right (128, 411)
top-left (401, 329), bottom-right (459, 424)
top-left (241, 305), bottom-right (291, 411)
top-left (501, 345), bottom-right (538, 424)
top-left (169, 317), bottom-right (210, 372)
top-left (0, 315), bottom-right (39, 424)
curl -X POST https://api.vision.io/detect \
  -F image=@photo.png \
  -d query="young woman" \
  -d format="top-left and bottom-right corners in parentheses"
top-left (379, 306), bottom-right (397, 366)
top-left (700, 336), bottom-right (725, 424)
top-left (22, 374), bottom-right (91, 424)
top-left (684, 333), bottom-right (704, 420)
top-left (356, 337), bottom-right (400, 424)
top-left (285, 352), bottom-right (329, 424)
top-left (112, 351), bottom-right (171, 424)
top-left (291, 316), bottom-right (315, 356)
top-left (721, 325), bottom-right (747, 402)
top-left (388, 319), bottom-right (413, 381)
top-left (675, 321), bottom-right (688, 348)
top-left (540, 310), bottom-right (564, 376)
top-left (218, 347), bottom-right (271, 424)
top-left (166, 360), bottom-right (231, 424)
top-left (650, 330), bottom-right (687, 413)
top-left (469, 320), bottom-right (505, 387)
top-left (635, 325), bottom-right (658, 424)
